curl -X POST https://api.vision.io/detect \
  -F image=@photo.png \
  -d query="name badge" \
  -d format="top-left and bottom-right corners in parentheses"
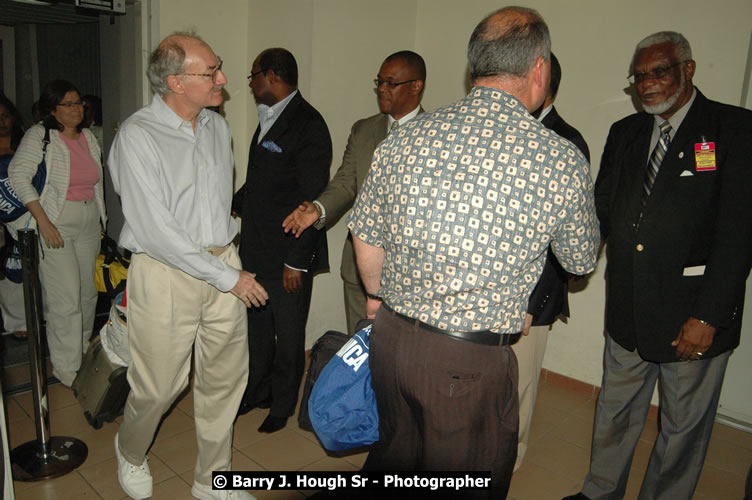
top-left (695, 142), bottom-right (716, 171)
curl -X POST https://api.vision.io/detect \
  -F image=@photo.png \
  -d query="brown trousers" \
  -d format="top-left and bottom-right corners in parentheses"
top-left (364, 306), bottom-right (519, 498)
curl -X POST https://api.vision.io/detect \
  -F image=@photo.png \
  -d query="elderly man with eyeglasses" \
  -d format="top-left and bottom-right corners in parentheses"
top-left (564, 31), bottom-right (752, 500)
top-left (108, 32), bottom-right (266, 500)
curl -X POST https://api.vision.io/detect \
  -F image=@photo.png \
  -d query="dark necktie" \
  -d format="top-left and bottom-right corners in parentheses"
top-left (642, 120), bottom-right (672, 207)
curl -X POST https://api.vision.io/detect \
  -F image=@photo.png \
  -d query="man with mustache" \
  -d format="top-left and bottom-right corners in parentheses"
top-left (566, 31), bottom-right (752, 500)
top-left (109, 32), bottom-right (266, 500)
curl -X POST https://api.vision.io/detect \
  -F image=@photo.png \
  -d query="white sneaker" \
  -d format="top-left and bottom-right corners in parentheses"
top-left (191, 481), bottom-right (256, 500)
top-left (115, 433), bottom-right (153, 499)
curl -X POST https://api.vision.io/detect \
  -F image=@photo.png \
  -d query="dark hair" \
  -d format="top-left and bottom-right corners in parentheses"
top-left (384, 50), bottom-right (427, 82)
top-left (40, 79), bottom-right (83, 132)
top-left (0, 93), bottom-right (26, 151)
top-left (468, 6), bottom-right (551, 81)
top-left (82, 94), bottom-right (103, 127)
top-left (258, 48), bottom-right (298, 87)
top-left (549, 52), bottom-right (561, 100)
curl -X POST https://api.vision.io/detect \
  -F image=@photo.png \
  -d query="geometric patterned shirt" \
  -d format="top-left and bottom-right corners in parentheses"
top-left (347, 87), bottom-right (599, 334)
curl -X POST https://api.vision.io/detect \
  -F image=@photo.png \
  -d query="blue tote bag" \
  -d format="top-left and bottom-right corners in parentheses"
top-left (308, 323), bottom-right (379, 451)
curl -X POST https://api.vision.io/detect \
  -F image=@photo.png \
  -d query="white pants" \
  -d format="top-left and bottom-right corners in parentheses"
top-left (511, 324), bottom-right (549, 471)
top-left (0, 278), bottom-right (26, 333)
top-left (38, 199), bottom-right (100, 373)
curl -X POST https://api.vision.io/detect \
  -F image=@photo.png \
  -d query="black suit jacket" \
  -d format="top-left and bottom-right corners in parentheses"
top-left (233, 92), bottom-right (332, 280)
top-left (595, 89), bottom-right (752, 362)
top-left (527, 106), bottom-right (590, 325)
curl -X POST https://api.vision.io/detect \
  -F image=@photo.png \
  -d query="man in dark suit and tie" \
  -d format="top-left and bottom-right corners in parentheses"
top-left (566, 31), bottom-right (752, 499)
top-left (282, 51), bottom-right (425, 334)
top-left (514, 52), bottom-right (590, 471)
top-left (233, 48), bottom-right (332, 432)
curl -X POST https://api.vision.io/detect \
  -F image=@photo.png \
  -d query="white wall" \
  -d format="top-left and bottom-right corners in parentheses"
top-left (151, 1), bottom-right (752, 395)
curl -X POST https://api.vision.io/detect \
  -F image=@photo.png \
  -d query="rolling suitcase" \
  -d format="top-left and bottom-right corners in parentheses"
top-left (72, 335), bottom-right (130, 429)
top-left (298, 330), bottom-right (349, 431)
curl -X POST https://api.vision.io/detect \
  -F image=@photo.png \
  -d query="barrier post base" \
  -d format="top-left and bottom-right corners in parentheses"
top-left (10, 436), bottom-right (88, 481)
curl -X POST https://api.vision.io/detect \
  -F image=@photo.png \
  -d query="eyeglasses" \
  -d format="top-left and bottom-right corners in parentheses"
top-left (57, 101), bottom-right (84, 108)
top-left (181, 59), bottom-right (224, 83)
top-left (247, 68), bottom-right (266, 81)
top-left (627, 61), bottom-right (688, 84)
top-left (374, 78), bottom-right (416, 89)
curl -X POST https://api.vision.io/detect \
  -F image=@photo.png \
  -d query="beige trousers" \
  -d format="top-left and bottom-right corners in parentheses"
top-left (38, 199), bottom-right (100, 373)
top-left (511, 324), bottom-right (550, 471)
top-left (118, 246), bottom-right (248, 486)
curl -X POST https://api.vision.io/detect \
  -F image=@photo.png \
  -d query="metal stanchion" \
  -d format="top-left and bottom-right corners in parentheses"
top-left (10, 228), bottom-right (87, 481)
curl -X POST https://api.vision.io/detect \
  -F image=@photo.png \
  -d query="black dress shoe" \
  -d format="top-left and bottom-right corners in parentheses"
top-left (562, 493), bottom-right (590, 500)
top-left (258, 415), bottom-right (287, 433)
top-left (237, 398), bottom-right (271, 416)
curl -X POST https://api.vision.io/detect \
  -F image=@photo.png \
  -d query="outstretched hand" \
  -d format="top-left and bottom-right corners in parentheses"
top-left (282, 201), bottom-right (319, 238)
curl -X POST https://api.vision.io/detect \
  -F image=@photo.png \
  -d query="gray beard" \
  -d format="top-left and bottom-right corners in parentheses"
top-left (642, 72), bottom-right (685, 115)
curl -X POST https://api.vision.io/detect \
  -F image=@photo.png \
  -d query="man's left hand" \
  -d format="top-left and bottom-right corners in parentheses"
top-left (283, 267), bottom-right (303, 293)
top-left (282, 201), bottom-right (319, 238)
top-left (522, 313), bottom-right (533, 336)
top-left (672, 317), bottom-right (716, 361)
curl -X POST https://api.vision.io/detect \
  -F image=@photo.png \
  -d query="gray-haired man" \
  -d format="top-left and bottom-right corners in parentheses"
top-left (348, 7), bottom-right (599, 497)
top-left (108, 32), bottom-right (267, 500)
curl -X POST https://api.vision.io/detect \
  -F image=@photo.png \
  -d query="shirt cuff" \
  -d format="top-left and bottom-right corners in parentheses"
top-left (284, 263), bottom-right (308, 273)
top-left (215, 265), bottom-right (240, 293)
top-left (312, 200), bottom-right (326, 230)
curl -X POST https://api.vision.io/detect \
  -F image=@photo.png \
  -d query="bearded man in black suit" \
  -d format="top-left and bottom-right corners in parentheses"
top-left (566, 31), bottom-right (752, 500)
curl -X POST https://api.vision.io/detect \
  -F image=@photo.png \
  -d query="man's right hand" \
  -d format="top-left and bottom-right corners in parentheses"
top-left (282, 201), bottom-right (320, 238)
top-left (231, 271), bottom-right (269, 308)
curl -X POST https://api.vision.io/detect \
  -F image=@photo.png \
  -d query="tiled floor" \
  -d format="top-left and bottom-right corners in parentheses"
top-left (4, 371), bottom-right (751, 499)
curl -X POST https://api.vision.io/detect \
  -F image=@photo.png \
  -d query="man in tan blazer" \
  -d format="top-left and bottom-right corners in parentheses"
top-left (283, 51), bottom-right (425, 333)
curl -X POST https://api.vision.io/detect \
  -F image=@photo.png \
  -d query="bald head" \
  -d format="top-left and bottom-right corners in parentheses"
top-left (467, 6), bottom-right (550, 82)
top-left (147, 32), bottom-right (206, 96)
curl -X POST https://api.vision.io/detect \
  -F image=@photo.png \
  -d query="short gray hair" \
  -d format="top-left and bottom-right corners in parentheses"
top-left (468, 6), bottom-right (551, 81)
top-left (632, 31), bottom-right (692, 73)
top-left (146, 31), bottom-right (202, 96)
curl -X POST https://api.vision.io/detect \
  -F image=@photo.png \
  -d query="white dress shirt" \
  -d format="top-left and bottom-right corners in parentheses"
top-left (108, 95), bottom-right (239, 292)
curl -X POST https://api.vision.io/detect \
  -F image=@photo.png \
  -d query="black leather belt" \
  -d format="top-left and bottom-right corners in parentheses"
top-left (383, 304), bottom-right (520, 346)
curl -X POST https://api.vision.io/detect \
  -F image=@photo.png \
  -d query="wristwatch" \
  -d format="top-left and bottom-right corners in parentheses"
top-left (312, 200), bottom-right (326, 231)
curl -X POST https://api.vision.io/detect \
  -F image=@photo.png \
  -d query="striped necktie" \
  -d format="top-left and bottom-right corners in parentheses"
top-left (642, 120), bottom-right (672, 206)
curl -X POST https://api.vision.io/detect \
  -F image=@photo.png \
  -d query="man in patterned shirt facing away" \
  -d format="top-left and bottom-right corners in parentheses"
top-left (346, 6), bottom-right (599, 496)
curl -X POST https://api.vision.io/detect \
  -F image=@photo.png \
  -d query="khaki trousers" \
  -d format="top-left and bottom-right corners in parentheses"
top-left (38, 199), bottom-right (100, 373)
top-left (118, 246), bottom-right (248, 486)
top-left (511, 324), bottom-right (550, 471)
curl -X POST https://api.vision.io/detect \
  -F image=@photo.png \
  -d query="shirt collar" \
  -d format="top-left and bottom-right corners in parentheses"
top-left (151, 94), bottom-right (211, 131)
top-left (257, 89), bottom-right (298, 123)
top-left (655, 87), bottom-right (697, 136)
top-left (537, 103), bottom-right (554, 122)
top-left (387, 105), bottom-right (421, 129)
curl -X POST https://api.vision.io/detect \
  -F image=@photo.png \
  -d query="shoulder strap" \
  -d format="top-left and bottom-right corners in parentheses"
top-left (41, 127), bottom-right (51, 155)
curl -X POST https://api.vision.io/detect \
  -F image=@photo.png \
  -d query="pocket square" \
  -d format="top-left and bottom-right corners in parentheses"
top-left (261, 140), bottom-right (283, 153)
top-left (679, 170), bottom-right (694, 177)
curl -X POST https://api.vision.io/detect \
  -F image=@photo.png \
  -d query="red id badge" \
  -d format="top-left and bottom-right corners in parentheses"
top-left (695, 142), bottom-right (716, 171)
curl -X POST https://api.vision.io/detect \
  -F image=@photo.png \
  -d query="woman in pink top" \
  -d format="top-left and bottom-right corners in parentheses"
top-left (9, 80), bottom-right (107, 386)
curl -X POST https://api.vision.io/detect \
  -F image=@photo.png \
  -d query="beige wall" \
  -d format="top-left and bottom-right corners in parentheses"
top-left (153, 0), bottom-right (752, 390)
